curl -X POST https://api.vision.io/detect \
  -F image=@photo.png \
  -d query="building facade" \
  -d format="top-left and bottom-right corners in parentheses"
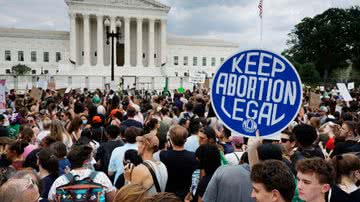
top-left (0, 0), bottom-right (238, 91)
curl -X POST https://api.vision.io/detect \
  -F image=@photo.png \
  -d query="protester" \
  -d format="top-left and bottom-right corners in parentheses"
top-left (121, 106), bottom-right (143, 129)
top-left (0, 178), bottom-right (40, 202)
top-left (225, 135), bottom-right (245, 165)
top-left (6, 140), bottom-right (28, 170)
top-left (108, 126), bottom-right (141, 184)
top-left (113, 184), bottom-right (148, 202)
top-left (48, 145), bottom-right (116, 201)
top-left (296, 158), bottom-right (335, 202)
top-left (95, 125), bottom-right (124, 173)
top-left (49, 141), bottom-right (71, 175)
top-left (193, 144), bottom-right (221, 202)
top-left (250, 160), bottom-right (295, 202)
top-left (160, 125), bottom-right (198, 200)
top-left (124, 133), bottom-right (167, 194)
top-left (184, 118), bottom-right (202, 152)
top-left (49, 120), bottom-right (72, 150)
top-left (37, 148), bottom-right (58, 202)
top-left (330, 154), bottom-right (360, 201)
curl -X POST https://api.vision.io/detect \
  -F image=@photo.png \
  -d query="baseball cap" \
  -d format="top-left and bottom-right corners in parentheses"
top-left (231, 136), bottom-right (244, 145)
top-left (136, 133), bottom-right (159, 149)
top-left (92, 96), bottom-right (101, 104)
top-left (92, 116), bottom-right (102, 123)
top-left (110, 109), bottom-right (121, 117)
top-left (320, 106), bottom-right (328, 113)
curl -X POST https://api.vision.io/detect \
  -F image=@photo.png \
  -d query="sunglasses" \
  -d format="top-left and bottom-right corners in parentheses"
top-left (280, 138), bottom-right (290, 143)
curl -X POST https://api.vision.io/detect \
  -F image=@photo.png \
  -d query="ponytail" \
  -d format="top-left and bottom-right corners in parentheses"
top-left (9, 140), bottom-right (28, 155)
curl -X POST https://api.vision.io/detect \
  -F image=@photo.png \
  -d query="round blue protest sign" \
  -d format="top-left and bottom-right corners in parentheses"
top-left (211, 49), bottom-right (302, 137)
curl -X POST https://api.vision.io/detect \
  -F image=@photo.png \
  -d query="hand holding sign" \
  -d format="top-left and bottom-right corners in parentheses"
top-left (211, 49), bottom-right (302, 137)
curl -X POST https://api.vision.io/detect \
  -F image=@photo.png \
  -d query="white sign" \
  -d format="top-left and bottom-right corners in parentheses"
top-left (189, 71), bottom-right (206, 84)
top-left (65, 86), bottom-right (72, 94)
top-left (348, 82), bottom-right (355, 90)
top-left (337, 83), bottom-right (353, 101)
top-left (37, 78), bottom-right (48, 89)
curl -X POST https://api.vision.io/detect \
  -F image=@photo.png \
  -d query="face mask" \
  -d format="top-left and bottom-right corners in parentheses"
top-left (82, 120), bottom-right (88, 125)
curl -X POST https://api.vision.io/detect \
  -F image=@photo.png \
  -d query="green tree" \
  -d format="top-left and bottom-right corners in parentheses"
top-left (11, 64), bottom-right (31, 76)
top-left (297, 63), bottom-right (321, 85)
top-left (283, 7), bottom-right (360, 80)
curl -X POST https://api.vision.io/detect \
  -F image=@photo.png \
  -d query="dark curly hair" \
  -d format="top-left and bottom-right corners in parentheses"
top-left (296, 157), bottom-right (335, 185)
top-left (251, 160), bottom-right (295, 202)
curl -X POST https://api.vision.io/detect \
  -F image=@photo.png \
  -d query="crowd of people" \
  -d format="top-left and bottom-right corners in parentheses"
top-left (0, 86), bottom-right (359, 202)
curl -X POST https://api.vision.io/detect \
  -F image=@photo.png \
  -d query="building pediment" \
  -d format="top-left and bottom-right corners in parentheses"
top-left (66, 0), bottom-right (170, 12)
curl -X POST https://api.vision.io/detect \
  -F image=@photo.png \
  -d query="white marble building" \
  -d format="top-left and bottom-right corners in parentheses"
top-left (0, 0), bottom-right (238, 91)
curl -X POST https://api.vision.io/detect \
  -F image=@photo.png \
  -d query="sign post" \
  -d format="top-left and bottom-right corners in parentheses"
top-left (211, 49), bottom-right (302, 137)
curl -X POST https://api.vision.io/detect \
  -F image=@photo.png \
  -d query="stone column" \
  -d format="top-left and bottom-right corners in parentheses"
top-left (110, 16), bottom-right (117, 66)
top-left (136, 18), bottom-right (143, 67)
top-left (96, 15), bottom-right (104, 66)
top-left (83, 14), bottom-right (91, 66)
top-left (160, 19), bottom-right (167, 66)
top-left (69, 12), bottom-right (77, 64)
top-left (124, 17), bottom-right (130, 67)
top-left (148, 18), bottom-right (155, 67)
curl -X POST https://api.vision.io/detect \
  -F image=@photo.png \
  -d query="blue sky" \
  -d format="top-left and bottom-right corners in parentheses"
top-left (0, 0), bottom-right (359, 53)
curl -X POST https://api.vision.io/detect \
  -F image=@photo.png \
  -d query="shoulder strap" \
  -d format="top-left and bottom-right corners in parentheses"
top-left (142, 161), bottom-right (161, 193)
top-left (89, 171), bottom-right (98, 181)
top-left (64, 173), bottom-right (74, 183)
top-left (233, 152), bottom-right (240, 162)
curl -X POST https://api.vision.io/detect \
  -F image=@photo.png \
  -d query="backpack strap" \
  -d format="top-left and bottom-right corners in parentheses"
top-left (89, 171), bottom-right (98, 181)
top-left (233, 152), bottom-right (240, 163)
top-left (142, 161), bottom-right (161, 193)
top-left (64, 173), bottom-right (74, 183)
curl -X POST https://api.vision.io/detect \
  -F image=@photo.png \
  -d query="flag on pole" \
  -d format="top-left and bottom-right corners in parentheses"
top-left (258, 0), bottom-right (263, 18)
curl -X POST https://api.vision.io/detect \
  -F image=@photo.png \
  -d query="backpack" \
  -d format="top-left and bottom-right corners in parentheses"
top-left (55, 171), bottom-right (106, 202)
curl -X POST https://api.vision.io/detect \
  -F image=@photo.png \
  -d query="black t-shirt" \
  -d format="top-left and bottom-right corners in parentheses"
top-left (329, 184), bottom-right (360, 202)
top-left (95, 140), bottom-right (124, 173)
top-left (0, 126), bottom-right (9, 137)
top-left (23, 148), bottom-right (41, 171)
top-left (121, 119), bottom-right (143, 129)
top-left (40, 175), bottom-right (57, 202)
top-left (160, 150), bottom-right (198, 200)
top-left (331, 140), bottom-right (358, 158)
top-left (193, 175), bottom-right (212, 202)
top-left (91, 126), bottom-right (107, 143)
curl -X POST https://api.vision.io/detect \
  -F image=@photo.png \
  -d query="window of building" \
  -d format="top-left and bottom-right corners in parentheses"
top-left (44, 52), bottom-right (49, 62)
top-left (211, 57), bottom-right (216, 67)
top-left (183, 56), bottom-right (188, 66)
top-left (202, 57), bottom-right (207, 66)
top-left (5, 50), bottom-right (11, 61)
top-left (18, 51), bottom-right (24, 62)
top-left (193, 57), bottom-right (198, 66)
top-left (31, 51), bottom-right (37, 62)
top-left (174, 56), bottom-right (178, 65)
top-left (56, 52), bottom-right (61, 62)
top-left (220, 57), bottom-right (225, 63)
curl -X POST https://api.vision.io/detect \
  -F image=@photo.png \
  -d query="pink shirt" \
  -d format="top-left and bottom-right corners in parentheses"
top-left (22, 144), bottom-right (38, 159)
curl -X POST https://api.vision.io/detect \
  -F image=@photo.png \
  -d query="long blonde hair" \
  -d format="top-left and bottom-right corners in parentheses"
top-left (113, 184), bottom-right (148, 202)
top-left (50, 120), bottom-right (70, 142)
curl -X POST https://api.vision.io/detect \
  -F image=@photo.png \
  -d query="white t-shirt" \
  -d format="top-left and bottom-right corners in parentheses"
top-left (144, 160), bottom-right (168, 194)
top-left (225, 152), bottom-right (244, 166)
top-left (48, 169), bottom-right (115, 201)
